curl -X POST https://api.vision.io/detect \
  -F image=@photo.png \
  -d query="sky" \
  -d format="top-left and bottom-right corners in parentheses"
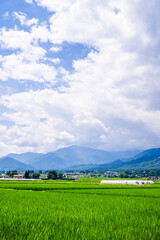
top-left (0, 0), bottom-right (160, 155)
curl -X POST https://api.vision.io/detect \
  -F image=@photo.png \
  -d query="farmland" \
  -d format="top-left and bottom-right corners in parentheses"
top-left (0, 180), bottom-right (160, 240)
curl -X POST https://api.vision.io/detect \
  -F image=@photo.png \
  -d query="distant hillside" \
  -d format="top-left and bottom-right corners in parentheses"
top-left (122, 148), bottom-right (160, 164)
top-left (33, 154), bottom-right (67, 170)
top-left (0, 157), bottom-right (34, 171)
top-left (5, 152), bottom-right (44, 164)
top-left (122, 157), bottom-right (160, 169)
top-left (120, 148), bottom-right (160, 169)
top-left (54, 146), bottom-right (141, 164)
top-left (33, 145), bottom-right (115, 170)
top-left (66, 148), bottom-right (160, 170)
top-left (66, 160), bottom-right (124, 171)
top-left (32, 145), bottom-right (142, 170)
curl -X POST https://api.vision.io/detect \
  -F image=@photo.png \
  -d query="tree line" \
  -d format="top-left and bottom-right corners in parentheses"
top-left (24, 170), bottom-right (63, 179)
top-left (4, 170), bottom-right (63, 179)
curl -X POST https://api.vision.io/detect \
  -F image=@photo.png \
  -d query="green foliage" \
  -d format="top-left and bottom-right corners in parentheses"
top-left (58, 172), bottom-right (63, 179)
top-left (24, 170), bottom-right (31, 179)
top-left (11, 170), bottom-right (18, 178)
top-left (48, 170), bottom-right (58, 180)
top-left (6, 171), bottom-right (11, 177)
top-left (32, 172), bottom-right (40, 179)
top-left (119, 173), bottom-right (129, 178)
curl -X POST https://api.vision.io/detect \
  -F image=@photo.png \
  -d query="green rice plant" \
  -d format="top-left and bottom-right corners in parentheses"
top-left (0, 181), bottom-right (160, 239)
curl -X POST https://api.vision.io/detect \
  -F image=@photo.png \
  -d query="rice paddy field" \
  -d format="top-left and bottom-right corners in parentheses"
top-left (0, 179), bottom-right (160, 240)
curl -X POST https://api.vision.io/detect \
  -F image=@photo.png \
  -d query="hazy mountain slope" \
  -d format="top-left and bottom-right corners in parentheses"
top-left (0, 146), bottom-right (143, 170)
top-left (33, 154), bottom-right (67, 170)
top-left (66, 148), bottom-right (160, 170)
top-left (0, 157), bottom-right (34, 171)
top-left (121, 148), bottom-right (160, 167)
top-left (132, 148), bottom-right (160, 162)
top-left (32, 146), bottom-right (143, 170)
top-left (106, 150), bottom-right (143, 162)
top-left (32, 145), bottom-right (118, 170)
top-left (95, 160), bottom-right (124, 170)
top-left (54, 146), bottom-right (142, 163)
top-left (66, 160), bottom-right (124, 171)
top-left (101, 148), bottom-right (160, 170)
top-left (53, 145), bottom-right (121, 165)
top-left (5, 152), bottom-right (44, 164)
top-left (121, 157), bottom-right (160, 169)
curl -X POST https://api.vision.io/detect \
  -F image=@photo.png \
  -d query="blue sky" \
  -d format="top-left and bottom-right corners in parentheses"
top-left (0, 0), bottom-right (92, 93)
top-left (0, 0), bottom-right (160, 155)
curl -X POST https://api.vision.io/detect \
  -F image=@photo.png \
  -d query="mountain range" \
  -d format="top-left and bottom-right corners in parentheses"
top-left (0, 145), bottom-right (160, 171)
top-left (71, 148), bottom-right (160, 170)
top-left (32, 146), bottom-right (142, 170)
top-left (0, 146), bottom-right (141, 171)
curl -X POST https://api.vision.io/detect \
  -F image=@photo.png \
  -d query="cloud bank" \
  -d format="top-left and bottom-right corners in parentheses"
top-left (0, 0), bottom-right (160, 155)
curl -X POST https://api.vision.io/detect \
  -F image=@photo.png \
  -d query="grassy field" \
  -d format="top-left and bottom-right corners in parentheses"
top-left (0, 180), bottom-right (160, 240)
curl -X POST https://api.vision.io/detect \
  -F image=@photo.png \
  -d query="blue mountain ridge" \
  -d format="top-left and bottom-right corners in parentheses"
top-left (32, 145), bottom-right (142, 170)
top-left (1, 146), bottom-right (141, 170)
top-left (0, 157), bottom-right (35, 171)
top-left (1, 145), bottom-right (156, 171)
top-left (70, 148), bottom-right (160, 170)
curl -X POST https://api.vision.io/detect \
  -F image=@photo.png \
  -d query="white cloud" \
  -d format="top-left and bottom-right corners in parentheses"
top-left (13, 12), bottom-right (38, 27)
top-left (0, 27), bottom-right (32, 50)
top-left (25, 0), bottom-right (33, 4)
top-left (3, 12), bottom-right (9, 20)
top-left (0, 53), bottom-right (57, 83)
top-left (0, 24), bottom-right (57, 83)
top-left (49, 58), bottom-right (61, 64)
top-left (40, 0), bottom-right (151, 47)
top-left (1, 89), bottom-right (76, 152)
top-left (31, 24), bottom-right (50, 42)
top-left (1, 66), bottom-right (160, 153)
top-left (0, 24), bottom-right (50, 51)
top-left (50, 46), bottom-right (62, 52)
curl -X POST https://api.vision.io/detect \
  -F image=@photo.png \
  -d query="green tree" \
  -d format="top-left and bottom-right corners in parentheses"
top-left (48, 170), bottom-right (58, 180)
top-left (58, 172), bottom-right (63, 179)
top-left (6, 171), bottom-right (11, 177)
top-left (11, 170), bottom-right (18, 178)
top-left (32, 172), bottom-right (40, 179)
top-left (24, 170), bottom-right (31, 179)
top-left (119, 173), bottom-right (129, 178)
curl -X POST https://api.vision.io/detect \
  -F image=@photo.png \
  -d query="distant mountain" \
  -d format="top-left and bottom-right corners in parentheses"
top-left (54, 146), bottom-right (141, 163)
top-left (5, 152), bottom-right (44, 164)
top-left (54, 145), bottom-right (120, 165)
top-left (32, 145), bottom-right (142, 170)
top-left (71, 148), bottom-right (160, 170)
top-left (1, 147), bottom-right (159, 171)
top-left (0, 146), bottom-right (143, 170)
top-left (120, 148), bottom-right (160, 169)
top-left (0, 157), bottom-right (34, 171)
top-left (33, 154), bottom-right (67, 170)
top-left (96, 160), bottom-right (124, 170)
top-left (66, 160), bottom-right (124, 171)
top-left (103, 150), bottom-right (143, 162)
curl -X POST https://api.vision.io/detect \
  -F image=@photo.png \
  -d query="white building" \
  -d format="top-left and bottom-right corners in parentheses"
top-left (101, 180), bottom-right (154, 185)
top-left (2, 174), bottom-right (9, 178)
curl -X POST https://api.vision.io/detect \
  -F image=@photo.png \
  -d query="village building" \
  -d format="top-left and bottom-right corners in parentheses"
top-left (2, 174), bottom-right (9, 178)
top-left (13, 175), bottom-right (23, 179)
top-left (71, 176), bottom-right (79, 180)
